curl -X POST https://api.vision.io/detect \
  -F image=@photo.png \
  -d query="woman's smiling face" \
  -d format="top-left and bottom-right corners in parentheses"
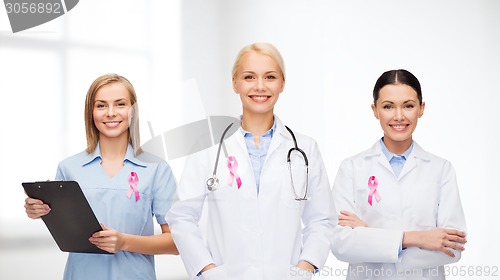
top-left (232, 51), bottom-right (285, 117)
top-left (92, 82), bottom-right (132, 142)
top-left (372, 83), bottom-right (425, 154)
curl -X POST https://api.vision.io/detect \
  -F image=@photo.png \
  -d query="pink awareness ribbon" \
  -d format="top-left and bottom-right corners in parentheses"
top-left (367, 175), bottom-right (381, 206)
top-left (227, 156), bottom-right (242, 189)
top-left (127, 171), bottom-right (140, 202)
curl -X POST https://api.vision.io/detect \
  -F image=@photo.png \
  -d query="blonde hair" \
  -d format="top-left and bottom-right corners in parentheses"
top-left (232, 42), bottom-right (286, 81)
top-left (84, 74), bottom-right (142, 156)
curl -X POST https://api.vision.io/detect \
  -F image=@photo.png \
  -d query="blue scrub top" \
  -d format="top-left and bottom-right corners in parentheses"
top-left (55, 143), bottom-right (176, 280)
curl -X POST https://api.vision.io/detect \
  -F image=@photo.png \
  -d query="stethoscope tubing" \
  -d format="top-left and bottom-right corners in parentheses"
top-left (211, 122), bottom-right (234, 177)
top-left (207, 122), bottom-right (309, 200)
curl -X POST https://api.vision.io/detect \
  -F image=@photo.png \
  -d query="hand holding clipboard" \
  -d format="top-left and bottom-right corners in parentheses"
top-left (22, 181), bottom-right (111, 254)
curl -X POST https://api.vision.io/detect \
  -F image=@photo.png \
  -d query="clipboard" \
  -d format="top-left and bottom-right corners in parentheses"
top-left (22, 180), bottom-right (111, 254)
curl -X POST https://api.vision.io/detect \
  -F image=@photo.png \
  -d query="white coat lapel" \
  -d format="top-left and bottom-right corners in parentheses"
top-left (398, 142), bottom-right (430, 180)
top-left (224, 122), bottom-right (258, 197)
top-left (367, 142), bottom-right (394, 175)
top-left (377, 154), bottom-right (394, 175)
top-left (222, 119), bottom-right (245, 157)
top-left (398, 155), bottom-right (417, 180)
top-left (266, 117), bottom-right (289, 159)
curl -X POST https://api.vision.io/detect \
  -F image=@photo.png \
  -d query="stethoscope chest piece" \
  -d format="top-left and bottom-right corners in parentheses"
top-left (206, 176), bottom-right (219, 192)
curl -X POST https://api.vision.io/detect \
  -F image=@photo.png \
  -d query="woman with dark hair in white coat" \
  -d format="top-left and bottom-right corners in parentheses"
top-left (166, 42), bottom-right (336, 280)
top-left (330, 69), bottom-right (467, 279)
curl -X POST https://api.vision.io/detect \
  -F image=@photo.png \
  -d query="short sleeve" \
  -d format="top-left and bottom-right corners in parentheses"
top-left (152, 161), bottom-right (177, 225)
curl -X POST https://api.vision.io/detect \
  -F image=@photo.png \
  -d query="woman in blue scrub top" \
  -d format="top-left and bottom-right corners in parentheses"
top-left (24, 73), bottom-right (178, 280)
top-left (330, 69), bottom-right (467, 279)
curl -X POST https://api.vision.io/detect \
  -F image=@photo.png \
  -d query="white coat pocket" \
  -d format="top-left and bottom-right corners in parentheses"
top-left (411, 182), bottom-right (440, 228)
top-left (201, 265), bottom-right (228, 280)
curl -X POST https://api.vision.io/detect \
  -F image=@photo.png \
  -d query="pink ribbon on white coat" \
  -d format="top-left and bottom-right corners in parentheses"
top-left (367, 175), bottom-right (381, 206)
top-left (127, 171), bottom-right (140, 202)
top-left (227, 156), bottom-right (242, 189)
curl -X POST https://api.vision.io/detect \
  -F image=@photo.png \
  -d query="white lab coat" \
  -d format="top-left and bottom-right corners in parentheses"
top-left (166, 116), bottom-right (336, 280)
top-left (330, 140), bottom-right (467, 280)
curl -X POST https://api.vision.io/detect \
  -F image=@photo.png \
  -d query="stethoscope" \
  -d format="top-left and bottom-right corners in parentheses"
top-left (206, 122), bottom-right (309, 201)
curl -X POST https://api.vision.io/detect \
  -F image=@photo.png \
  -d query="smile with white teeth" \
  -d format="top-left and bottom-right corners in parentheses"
top-left (391, 124), bottom-right (407, 131)
top-left (104, 121), bottom-right (121, 128)
top-left (250, 95), bottom-right (270, 102)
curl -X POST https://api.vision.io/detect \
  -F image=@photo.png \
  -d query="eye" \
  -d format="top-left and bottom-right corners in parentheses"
top-left (404, 104), bottom-right (414, 109)
top-left (244, 75), bottom-right (254, 80)
top-left (95, 103), bottom-right (106, 109)
top-left (266, 75), bottom-right (277, 79)
top-left (383, 104), bottom-right (393, 110)
top-left (117, 102), bottom-right (127, 107)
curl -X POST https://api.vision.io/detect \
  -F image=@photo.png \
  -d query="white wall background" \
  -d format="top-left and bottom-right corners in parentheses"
top-left (1, 0), bottom-right (498, 279)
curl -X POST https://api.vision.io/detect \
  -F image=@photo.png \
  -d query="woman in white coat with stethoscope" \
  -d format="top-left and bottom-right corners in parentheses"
top-left (330, 69), bottom-right (467, 279)
top-left (166, 42), bottom-right (336, 280)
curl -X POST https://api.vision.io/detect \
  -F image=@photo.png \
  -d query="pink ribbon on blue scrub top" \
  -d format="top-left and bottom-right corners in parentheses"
top-left (367, 175), bottom-right (381, 206)
top-left (127, 172), bottom-right (140, 202)
top-left (227, 156), bottom-right (242, 189)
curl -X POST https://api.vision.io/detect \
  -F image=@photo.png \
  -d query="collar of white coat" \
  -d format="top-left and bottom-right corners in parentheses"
top-left (230, 115), bottom-right (293, 157)
top-left (365, 140), bottom-right (432, 161)
top-left (234, 114), bottom-right (293, 141)
top-left (275, 115), bottom-right (294, 140)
